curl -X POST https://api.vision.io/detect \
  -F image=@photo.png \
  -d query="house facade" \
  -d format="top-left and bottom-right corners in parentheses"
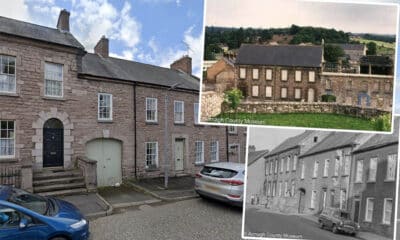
top-left (235, 44), bottom-right (323, 102)
top-left (0, 10), bottom-right (246, 195)
top-left (233, 44), bottom-right (394, 111)
top-left (349, 130), bottom-right (398, 238)
top-left (261, 123), bottom-right (398, 237)
top-left (246, 147), bottom-right (269, 204)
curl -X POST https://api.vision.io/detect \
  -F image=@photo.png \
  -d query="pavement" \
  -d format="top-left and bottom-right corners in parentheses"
top-left (59, 193), bottom-right (112, 219)
top-left (128, 176), bottom-right (198, 201)
top-left (245, 205), bottom-right (392, 240)
top-left (89, 198), bottom-right (243, 240)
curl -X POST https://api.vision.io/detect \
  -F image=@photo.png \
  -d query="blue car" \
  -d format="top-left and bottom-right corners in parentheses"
top-left (0, 185), bottom-right (89, 240)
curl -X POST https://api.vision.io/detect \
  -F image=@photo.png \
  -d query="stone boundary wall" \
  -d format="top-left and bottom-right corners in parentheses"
top-left (201, 91), bottom-right (224, 121)
top-left (222, 101), bottom-right (390, 119)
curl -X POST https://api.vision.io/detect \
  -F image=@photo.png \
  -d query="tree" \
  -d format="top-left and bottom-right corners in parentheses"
top-left (223, 88), bottom-right (244, 116)
top-left (366, 42), bottom-right (377, 55)
top-left (324, 44), bottom-right (345, 62)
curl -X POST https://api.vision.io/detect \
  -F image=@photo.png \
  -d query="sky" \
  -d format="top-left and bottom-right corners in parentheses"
top-left (0, 0), bottom-right (204, 77)
top-left (206, 0), bottom-right (398, 35)
top-left (249, 128), bottom-right (304, 152)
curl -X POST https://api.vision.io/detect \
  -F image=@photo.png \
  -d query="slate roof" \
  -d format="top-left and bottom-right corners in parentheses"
top-left (267, 131), bottom-right (313, 156)
top-left (248, 149), bottom-right (269, 166)
top-left (236, 44), bottom-right (322, 68)
top-left (333, 44), bottom-right (365, 51)
top-left (301, 132), bottom-right (360, 157)
top-left (81, 53), bottom-right (200, 91)
top-left (0, 16), bottom-right (84, 49)
top-left (354, 119), bottom-right (399, 153)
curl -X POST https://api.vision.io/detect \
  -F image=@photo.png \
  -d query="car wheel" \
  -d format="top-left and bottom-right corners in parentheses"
top-left (318, 221), bottom-right (324, 229)
top-left (351, 232), bottom-right (357, 237)
top-left (332, 225), bottom-right (338, 234)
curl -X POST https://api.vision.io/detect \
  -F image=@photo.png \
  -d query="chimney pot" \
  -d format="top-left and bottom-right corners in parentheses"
top-left (170, 55), bottom-right (192, 75)
top-left (57, 9), bottom-right (70, 32)
top-left (94, 36), bottom-right (109, 58)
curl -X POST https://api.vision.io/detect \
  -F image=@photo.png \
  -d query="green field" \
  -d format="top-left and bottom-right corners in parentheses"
top-left (210, 112), bottom-right (389, 131)
top-left (351, 37), bottom-right (395, 55)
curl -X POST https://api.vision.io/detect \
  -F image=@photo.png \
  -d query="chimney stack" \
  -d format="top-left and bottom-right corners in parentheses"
top-left (57, 9), bottom-right (70, 32)
top-left (94, 36), bottom-right (109, 58)
top-left (170, 55), bottom-right (192, 75)
top-left (248, 145), bottom-right (256, 152)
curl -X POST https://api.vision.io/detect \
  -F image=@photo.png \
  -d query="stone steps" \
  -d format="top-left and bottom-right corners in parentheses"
top-left (33, 168), bottom-right (87, 197)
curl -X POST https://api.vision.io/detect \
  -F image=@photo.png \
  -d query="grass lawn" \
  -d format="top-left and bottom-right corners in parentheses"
top-left (351, 37), bottom-right (395, 55)
top-left (210, 112), bottom-right (386, 131)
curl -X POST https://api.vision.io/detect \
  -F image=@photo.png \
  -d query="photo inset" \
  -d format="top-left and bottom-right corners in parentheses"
top-left (243, 118), bottom-right (399, 240)
top-left (201, 0), bottom-right (398, 132)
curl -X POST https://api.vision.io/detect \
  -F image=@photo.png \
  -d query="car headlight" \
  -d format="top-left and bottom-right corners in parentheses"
top-left (339, 221), bottom-right (344, 226)
top-left (70, 219), bottom-right (87, 229)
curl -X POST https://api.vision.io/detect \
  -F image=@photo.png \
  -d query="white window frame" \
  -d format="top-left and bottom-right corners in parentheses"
top-left (311, 190), bottom-right (316, 209)
top-left (265, 86), bottom-right (272, 98)
top-left (286, 156), bottom-right (290, 172)
top-left (98, 93), bottom-right (113, 121)
top-left (239, 67), bottom-right (246, 79)
top-left (269, 161), bottom-right (273, 175)
top-left (174, 100), bottom-right (185, 124)
top-left (252, 68), bottom-right (259, 80)
top-left (280, 158), bottom-right (284, 173)
top-left (382, 198), bottom-right (393, 225)
top-left (194, 103), bottom-right (199, 124)
top-left (274, 159), bottom-right (278, 173)
top-left (301, 160), bottom-right (305, 179)
top-left (295, 70), bottom-right (302, 82)
top-left (355, 160), bottom-right (363, 183)
top-left (291, 180), bottom-right (295, 197)
top-left (323, 159), bottom-right (329, 177)
top-left (145, 142), bottom-right (158, 168)
top-left (195, 141), bottom-right (204, 164)
top-left (0, 55), bottom-right (16, 93)
top-left (145, 98), bottom-right (158, 122)
top-left (44, 62), bottom-right (63, 97)
top-left (343, 155), bottom-right (351, 175)
top-left (284, 181), bottom-right (288, 197)
top-left (252, 85), bottom-right (259, 97)
top-left (210, 140), bottom-right (219, 163)
top-left (309, 71), bottom-right (315, 82)
top-left (365, 198), bottom-right (374, 222)
top-left (266, 69), bottom-right (272, 80)
top-left (334, 157), bottom-right (340, 177)
top-left (369, 157), bottom-right (378, 182)
top-left (0, 120), bottom-right (15, 159)
top-left (313, 161), bottom-right (319, 178)
top-left (339, 189), bottom-right (346, 210)
top-left (293, 155), bottom-right (298, 171)
top-left (278, 182), bottom-right (282, 196)
top-left (281, 69), bottom-right (288, 81)
top-left (294, 88), bottom-right (301, 99)
top-left (386, 154), bottom-right (397, 181)
top-left (281, 87), bottom-right (288, 99)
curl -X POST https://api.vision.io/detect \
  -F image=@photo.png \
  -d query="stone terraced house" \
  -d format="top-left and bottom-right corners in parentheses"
top-left (234, 44), bottom-right (394, 111)
top-left (262, 121), bottom-right (398, 237)
top-left (0, 10), bottom-right (247, 196)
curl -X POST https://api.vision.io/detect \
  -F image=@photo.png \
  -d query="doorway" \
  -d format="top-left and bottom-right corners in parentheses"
top-left (174, 139), bottom-right (185, 171)
top-left (43, 118), bottom-right (64, 168)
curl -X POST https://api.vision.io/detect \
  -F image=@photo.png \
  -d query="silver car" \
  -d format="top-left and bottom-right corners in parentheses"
top-left (194, 162), bottom-right (245, 207)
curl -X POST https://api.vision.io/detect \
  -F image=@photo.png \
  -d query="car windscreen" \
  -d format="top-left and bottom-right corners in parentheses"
top-left (8, 188), bottom-right (48, 215)
top-left (201, 166), bottom-right (238, 178)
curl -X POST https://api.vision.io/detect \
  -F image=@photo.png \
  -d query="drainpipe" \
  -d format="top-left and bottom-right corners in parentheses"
top-left (226, 127), bottom-right (229, 162)
top-left (133, 83), bottom-right (137, 179)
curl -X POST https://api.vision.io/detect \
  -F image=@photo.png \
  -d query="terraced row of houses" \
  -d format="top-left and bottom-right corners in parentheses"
top-left (262, 120), bottom-right (398, 238)
top-left (0, 10), bottom-right (247, 196)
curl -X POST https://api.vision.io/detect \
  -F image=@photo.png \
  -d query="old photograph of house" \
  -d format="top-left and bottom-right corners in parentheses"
top-left (201, 0), bottom-right (398, 132)
top-left (243, 117), bottom-right (399, 240)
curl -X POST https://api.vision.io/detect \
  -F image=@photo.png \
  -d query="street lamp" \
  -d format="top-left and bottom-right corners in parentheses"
top-left (164, 83), bottom-right (182, 189)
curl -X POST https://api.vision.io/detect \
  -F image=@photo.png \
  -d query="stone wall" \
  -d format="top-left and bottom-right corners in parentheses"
top-left (223, 101), bottom-right (389, 119)
top-left (200, 91), bottom-right (224, 121)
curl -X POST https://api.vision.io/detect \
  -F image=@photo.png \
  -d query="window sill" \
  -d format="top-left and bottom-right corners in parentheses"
top-left (174, 122), bottom-right (185, 126)
top-left (366, 180), bottom-right (376, 183)
top-left (145, 121), bottom-right (159, 125)
top-left (145, 167), bottom-right (160, 172)
top-left (0, 92), bottom-right (18, 97)
top-left (0, 158), bottom-right (18, 163)
top-left (42, 96), bottom-right (65, 101)
top-left (194, 123), bottom-right (204, 127)
top-left (384, 179), bottom-right (395, 183)
top-left (228, 133), bottom-right (238, 135)
top-left (98, 120), bottom-right (113, 123)
top-left (354, 181), bottom-right (363, 184)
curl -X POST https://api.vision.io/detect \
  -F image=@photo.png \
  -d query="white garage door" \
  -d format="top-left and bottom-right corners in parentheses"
top-left (86, 139), bottom-right (122, 187)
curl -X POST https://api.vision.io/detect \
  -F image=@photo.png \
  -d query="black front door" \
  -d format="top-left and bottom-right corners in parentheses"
top-left (354, 200), bottom-right (360, 223)
top-left (43, 119), bottom-right (64, 167)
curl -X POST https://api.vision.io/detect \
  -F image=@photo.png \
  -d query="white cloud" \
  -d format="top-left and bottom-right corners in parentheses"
top-left (0, 0), bottom-right (30, 21)
top-left (115, 1), bottom-right (141, 48)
